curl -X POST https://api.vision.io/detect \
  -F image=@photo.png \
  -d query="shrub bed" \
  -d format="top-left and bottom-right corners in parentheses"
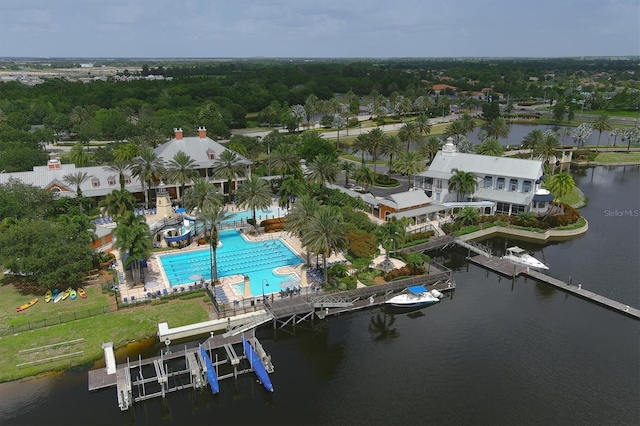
top-left (261, 217), bottom-right (286, 233)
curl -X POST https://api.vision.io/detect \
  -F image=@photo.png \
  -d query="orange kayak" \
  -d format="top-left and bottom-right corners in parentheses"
top-left (78, 287), bottom-right (87, 298)
top-left (16, 298), bottom-right (38, 312)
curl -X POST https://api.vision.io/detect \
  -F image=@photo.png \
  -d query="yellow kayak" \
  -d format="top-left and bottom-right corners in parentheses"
top-left (16, 298), bottom-right (38, 312)
top-left (45, 289), bottom-right (52, 303)
top-left (62, 287), bottom-right (71, 300)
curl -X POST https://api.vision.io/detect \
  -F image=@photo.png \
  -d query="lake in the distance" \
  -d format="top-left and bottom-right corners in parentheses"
top-left (0, 165), bottom-right (638, 426)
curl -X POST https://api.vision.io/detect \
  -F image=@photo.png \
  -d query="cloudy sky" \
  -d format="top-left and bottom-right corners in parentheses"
top-left (0, 0), bottom-right (638, 58)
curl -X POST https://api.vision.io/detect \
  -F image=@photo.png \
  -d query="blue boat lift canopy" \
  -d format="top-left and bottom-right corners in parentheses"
top-left (407, 285), bottom-right (428, 294)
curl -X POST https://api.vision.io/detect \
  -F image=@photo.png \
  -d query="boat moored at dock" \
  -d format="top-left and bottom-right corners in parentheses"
top-left (385, 285), bottom-right (440, 308)
top-left (502, 246), bottom-right (549, 270)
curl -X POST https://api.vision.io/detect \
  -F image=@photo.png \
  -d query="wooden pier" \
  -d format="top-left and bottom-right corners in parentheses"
top-left (88, 333), bottom-right (273, 411)
top-left (467, 254), bottom-right (640, 320)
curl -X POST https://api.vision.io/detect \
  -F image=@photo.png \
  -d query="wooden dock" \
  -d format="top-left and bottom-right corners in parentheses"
top-left (467, 254), bottom-right (640, 320)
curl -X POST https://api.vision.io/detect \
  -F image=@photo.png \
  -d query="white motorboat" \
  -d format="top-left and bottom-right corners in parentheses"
top-left (385, 285), bottom-right (440, 308)
top-left (502, 246), bottom-right (549, 270)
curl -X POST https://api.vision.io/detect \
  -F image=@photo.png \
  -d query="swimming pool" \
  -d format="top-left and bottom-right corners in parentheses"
top-left (223, 206), bottom-right (283, 225)
top-left (158, 229), bottom-right (303, 296)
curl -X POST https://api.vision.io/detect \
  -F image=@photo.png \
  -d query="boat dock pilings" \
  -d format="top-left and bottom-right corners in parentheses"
top-left (88, 333), bottom-right (275, 411)
top-left (467, 253), bottom-right (640, 320)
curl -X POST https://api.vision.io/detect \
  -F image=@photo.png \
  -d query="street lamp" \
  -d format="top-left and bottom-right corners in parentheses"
top-left (262, 279), bottom-right (269, 304)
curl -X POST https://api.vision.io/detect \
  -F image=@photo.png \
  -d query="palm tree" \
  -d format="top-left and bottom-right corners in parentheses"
top-left (68, 143), bottom-right (90, 167)
top-left (131, 147), bottom-right (166, 209)
top-left (418, 136), bottom-right (442, 164)
top-left (114, 212), bottom-right (152, 285)
top-left (277, 176), bottom-right (305, 210)
top-left (444, 120), bottom-right (466, 142)
top-left (483, 117), bottom-right (510, 140)
top-left (475, 139), bottom-right (504, 156)
top-left (393, 151), bottom-right (425, 190)
top-left (167, 150), bottom-right (198, 201)
top-left (104, 159), bottom-right (132, 190)
top-left (398, 122), bottom-right (421, 150)
top-left (99, 189), bottom-right (136, 222)
top-left (62, 171), bottom-right (92, 197)
top-left (546, 172), bottom-right (575, 201)
top-left (340, 161), bottom-right (357, 187)
top-left (379, 134), bottom-right (403, 176)
top-left (352, 133), bottom-right (371, 165)
top-left (414, 114), bottom-right (432, 136)
top-left (456, 207), bottom-right (480, 226)
top-left (199, 205), bottom-right (235, 285)
top-left (455, 136), bottom-right (475, 154)
top-left (285, 194), bottom-right (321, 265)
top-left (306, 154), bottom-right (340, 186)
top-left (522, 129), bottom-right (545, 159)
top-left (211, 150), bottom-right (247, 203)
top-left (235, 175), bottom-right (272, 228)
top-left (459, 113), bottom-right (477, 134)
top-left (366, 128), bottom-right (386, 175)
top-left (353, 165), bottom-right (375, 191)
top-left (182, 178), bottom-right (222, 236)
top-left (374, 218), bottom-right (406, 271)
top-left (271, 143), bottom-right (301, 178)
top-left (113, 142), bottom-right (139, 162)
top-left (300, 206), bottom-right (348, 286)
top-left (592, 114), bottom-right (613, 153)
top-left (535, 133), bottom-right (561, 174)
top-left (448, 168), bottom-right (478, 202)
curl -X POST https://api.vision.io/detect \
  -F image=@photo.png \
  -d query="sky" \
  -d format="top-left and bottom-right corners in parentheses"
top-left (0, 0), bottom-right (638, 58)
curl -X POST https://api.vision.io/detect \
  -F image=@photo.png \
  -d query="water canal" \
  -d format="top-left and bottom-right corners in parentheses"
top-left (0, 165), bottom-right (638, 425)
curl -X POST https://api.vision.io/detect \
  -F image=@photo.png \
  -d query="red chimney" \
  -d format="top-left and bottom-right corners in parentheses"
top-left (198, 126), bottom-right (206, 139)
top-left (174, 128), bottom-right (183, 140)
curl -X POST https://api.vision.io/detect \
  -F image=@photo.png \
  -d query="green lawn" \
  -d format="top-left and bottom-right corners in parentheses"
top-left (1, 283), bottom-right (111, 328)
top-left (0, 296), bottom-right (209, 383)
top-left (557, 187), bottom-right (581, 206)
top-left (580, 109), bottom-right (640, 118)
top-left (594, 152), bottom-right (640, 163)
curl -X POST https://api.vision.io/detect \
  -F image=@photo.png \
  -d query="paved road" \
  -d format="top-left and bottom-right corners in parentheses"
top-left (233, 113), bottom-right (468, 140)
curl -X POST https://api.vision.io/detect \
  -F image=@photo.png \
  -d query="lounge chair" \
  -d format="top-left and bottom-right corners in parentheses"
top-left (123, 297), bottom-right (128, 303)
top-left (131, 295), bottom-right (135, 301)
top-left (163, 289), bottom-right (168, 296)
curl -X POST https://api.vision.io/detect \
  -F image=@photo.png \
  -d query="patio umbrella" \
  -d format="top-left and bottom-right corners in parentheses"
top-left (176, 207), bottom-right (186, 213)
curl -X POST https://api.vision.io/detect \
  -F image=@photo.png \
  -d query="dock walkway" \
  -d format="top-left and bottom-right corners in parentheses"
top-left (467, 255), bottom-right (639, 320)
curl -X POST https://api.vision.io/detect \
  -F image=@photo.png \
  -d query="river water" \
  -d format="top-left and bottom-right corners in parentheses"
top-left (1, 166), bottom-right (638, 426)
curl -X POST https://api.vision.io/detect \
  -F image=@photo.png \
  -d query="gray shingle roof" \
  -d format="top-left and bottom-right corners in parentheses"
top-left (155, 136), bottom-right (251, 168)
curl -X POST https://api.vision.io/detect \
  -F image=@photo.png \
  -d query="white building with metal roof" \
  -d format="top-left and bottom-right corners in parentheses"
top-left (413, 138), bottom-right (546, 216)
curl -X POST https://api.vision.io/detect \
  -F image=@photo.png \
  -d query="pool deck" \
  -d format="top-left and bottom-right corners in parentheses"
top-left (114, 202), bottom-right (348, 310)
